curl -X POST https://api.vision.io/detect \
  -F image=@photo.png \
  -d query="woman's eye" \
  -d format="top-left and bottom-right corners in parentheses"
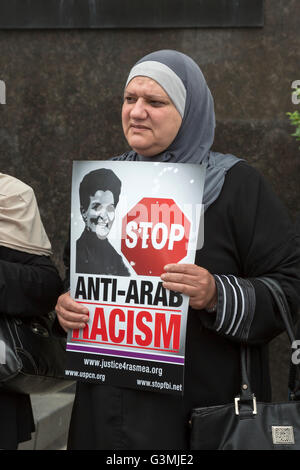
top-left (150, 101), bottom-right (165, 107)
top-left (125, 96), bottom-right (135, 103)
top-left (106, 204), bottom-right (115, 213)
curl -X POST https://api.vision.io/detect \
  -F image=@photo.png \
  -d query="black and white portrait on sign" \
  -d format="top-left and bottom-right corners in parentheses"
top-left (76, 168), bottom-right (130, 276)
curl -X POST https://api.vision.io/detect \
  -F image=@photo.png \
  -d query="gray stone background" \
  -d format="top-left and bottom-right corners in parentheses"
top-left (0, 0), bottom-right (299, 401)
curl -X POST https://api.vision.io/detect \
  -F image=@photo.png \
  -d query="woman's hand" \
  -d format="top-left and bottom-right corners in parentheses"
top-left (161, 263), bottom-right (217, 311)
top-left (55, 291), bottom-right (89, 332)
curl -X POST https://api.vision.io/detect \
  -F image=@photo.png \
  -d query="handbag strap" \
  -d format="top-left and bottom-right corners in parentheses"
top-left (236, 276), bottom-right (300, 415)
top-left (236, 344), bottom-right (257, 417)
top-left (259, 277), bottom-right (296, 343)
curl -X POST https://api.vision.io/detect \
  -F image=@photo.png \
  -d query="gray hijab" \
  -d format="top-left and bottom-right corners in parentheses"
top-left (113, 49), bottom-right (242, 211)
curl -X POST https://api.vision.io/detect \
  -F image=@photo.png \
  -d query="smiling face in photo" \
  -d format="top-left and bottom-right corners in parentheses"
top-left (82, 189), bottom-right (116, 240)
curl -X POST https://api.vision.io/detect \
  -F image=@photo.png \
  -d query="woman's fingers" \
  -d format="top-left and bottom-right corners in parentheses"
top-left (161, 263), bottom-right (217, 310)
top-left (55, 291), bottom-right (89, 331)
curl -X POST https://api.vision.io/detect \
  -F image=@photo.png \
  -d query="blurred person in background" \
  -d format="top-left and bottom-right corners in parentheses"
top-left (0, 173), bottom-right (63, 450)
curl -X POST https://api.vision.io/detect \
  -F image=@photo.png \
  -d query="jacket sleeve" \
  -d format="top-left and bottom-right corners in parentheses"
top-left (200, 163), bottom-right (300, 344)
top-left (0, 246), bottom-right (63, 317)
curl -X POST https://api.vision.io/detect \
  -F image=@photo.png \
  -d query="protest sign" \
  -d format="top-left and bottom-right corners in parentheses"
top-left (65, 160), bottom-right (205, 395)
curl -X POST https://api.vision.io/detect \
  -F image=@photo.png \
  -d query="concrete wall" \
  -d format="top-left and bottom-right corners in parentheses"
top-left (0, 0), bottom-right (299, 400)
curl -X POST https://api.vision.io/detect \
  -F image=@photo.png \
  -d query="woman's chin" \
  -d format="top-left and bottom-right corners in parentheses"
top-left (130, 145), bottom-right (159, 158)
top-left (96, 226), bottom-right (109, 240)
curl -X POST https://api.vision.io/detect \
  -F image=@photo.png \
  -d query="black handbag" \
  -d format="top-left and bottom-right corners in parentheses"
top-left (0, 311), bottom-right (73, 394)
top-left (190, 277), bottom-right (300, 450)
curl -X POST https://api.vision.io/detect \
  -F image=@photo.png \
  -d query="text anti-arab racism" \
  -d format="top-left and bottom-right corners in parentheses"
top-left (73, 276), bottom-right (183, 353)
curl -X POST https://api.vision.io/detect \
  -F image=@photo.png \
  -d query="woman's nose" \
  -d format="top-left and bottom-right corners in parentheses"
top-left (130, 98), bottom-right (147, 119)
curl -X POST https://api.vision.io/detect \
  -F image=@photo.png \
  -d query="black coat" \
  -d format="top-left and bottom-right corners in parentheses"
top-left (0, 246), bottom-right (63, 449)
top-left (65, 162), bottom-right (300, 450)
top-left (76, 229), bottom-right (130, 276)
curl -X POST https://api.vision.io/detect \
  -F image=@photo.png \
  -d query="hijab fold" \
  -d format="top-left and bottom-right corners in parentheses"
top-left (0, 173), bottom-right (52, 256)
top-left (114, 49), bottom-right (243, 211)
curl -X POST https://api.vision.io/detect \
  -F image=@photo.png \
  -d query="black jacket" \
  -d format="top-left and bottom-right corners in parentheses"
top-left (0, 246), bottom-right (63, 449)
top-left (76, 229), bottom-right (130, 276)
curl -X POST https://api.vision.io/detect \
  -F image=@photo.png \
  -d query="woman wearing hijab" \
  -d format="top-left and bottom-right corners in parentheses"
top-left (0, 173), bottom-right (63, 450)
top-left (55, 50), bottom-right (300, 450)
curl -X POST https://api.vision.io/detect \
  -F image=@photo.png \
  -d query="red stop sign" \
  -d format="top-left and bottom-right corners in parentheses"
top-left (121, 197), bottom-right (191, 276)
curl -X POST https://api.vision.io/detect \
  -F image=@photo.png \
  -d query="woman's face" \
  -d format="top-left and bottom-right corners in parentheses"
top-left (82, 190), bottom-right (116, 240)
top-left (122, 76), bottom-right (182, 157)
